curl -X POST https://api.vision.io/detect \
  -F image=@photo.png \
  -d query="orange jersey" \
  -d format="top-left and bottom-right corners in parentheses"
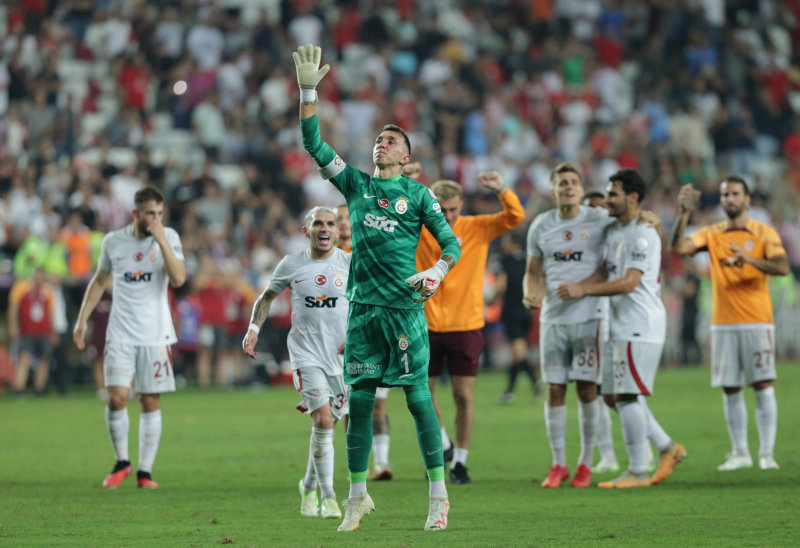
top-left (416, 189), bottom-right (524, 332)
top-left (690, 219), bottom-right (786, 325)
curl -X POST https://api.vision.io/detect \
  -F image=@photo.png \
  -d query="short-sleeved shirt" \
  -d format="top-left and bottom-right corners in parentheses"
top-left (527, 205), bottom-right (614, 324)
top-left (689, 219), bottom-right (786, 325)
top-left (98, 225), bottom-right (184, 346)
top-left (605, 218), bottom-right (665, 343)
top-left (268, 248), bottom-right (350, 376)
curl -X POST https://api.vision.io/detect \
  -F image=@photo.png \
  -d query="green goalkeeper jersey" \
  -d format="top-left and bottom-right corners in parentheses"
top-left (301, 115), bottom-right (460, 310)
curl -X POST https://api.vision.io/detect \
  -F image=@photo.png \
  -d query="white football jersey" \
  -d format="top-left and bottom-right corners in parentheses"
top-left (527, 205), bottom-right (614, 324)
top-left (604, 218), bottom-right (666, 343)
top-left (99, 225), bottom-right (184, 346)
top-left (268, 247), bottom-right (350, 376)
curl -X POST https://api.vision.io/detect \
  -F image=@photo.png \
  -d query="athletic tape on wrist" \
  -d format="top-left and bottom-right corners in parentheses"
top-left (248, 323), bottom-right (260, 335)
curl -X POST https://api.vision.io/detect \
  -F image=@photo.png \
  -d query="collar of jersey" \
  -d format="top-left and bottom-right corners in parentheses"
top-left (372, 174), bottom-right (403, 182)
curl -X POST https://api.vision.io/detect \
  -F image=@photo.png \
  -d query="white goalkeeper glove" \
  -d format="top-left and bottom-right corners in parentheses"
top-left (405, 259), bottom-right (449, 303)
top-left (292, 44), bottom-right (330, 103)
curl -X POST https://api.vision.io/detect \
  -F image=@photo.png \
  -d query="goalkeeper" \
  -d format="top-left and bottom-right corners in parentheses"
top-left (293, 44), bottom-right (461, 532)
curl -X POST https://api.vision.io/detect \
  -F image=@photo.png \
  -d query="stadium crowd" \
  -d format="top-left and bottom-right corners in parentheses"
top-left (2, 0), bottom-right (800, 394)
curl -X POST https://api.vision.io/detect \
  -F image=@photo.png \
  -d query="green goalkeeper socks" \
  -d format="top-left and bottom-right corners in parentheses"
top-left (403, 383), bottom-right (445, 471)
top-left (346, 385), bottom-right (376, 474)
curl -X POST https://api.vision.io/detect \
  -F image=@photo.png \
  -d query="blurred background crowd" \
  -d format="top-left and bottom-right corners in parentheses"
top-left (2, 0), bottom-right (800, 396)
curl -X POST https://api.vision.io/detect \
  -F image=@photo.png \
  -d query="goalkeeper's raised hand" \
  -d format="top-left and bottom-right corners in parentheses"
top-left (405, 259), bottom-right (449, 303)
top-left (292, 44), bottom-right (330, 102)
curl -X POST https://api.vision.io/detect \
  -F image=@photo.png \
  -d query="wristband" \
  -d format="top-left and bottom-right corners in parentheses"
top-left (300, 87), bottom-right (317, 102)
top-left (433, 259), bottom-right (449, 278)
top-left (248, 323), bottom-right (260, 335)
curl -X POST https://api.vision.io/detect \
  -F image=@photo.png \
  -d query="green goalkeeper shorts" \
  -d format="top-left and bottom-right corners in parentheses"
top-left (344, 302), bottom-right (430, 387)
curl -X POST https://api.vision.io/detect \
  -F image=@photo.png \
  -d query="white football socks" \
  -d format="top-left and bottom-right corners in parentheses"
top-left (596, 402), bottom-right (617, 462)
top-left (373, 434), bottom-right (390, 465)
top-left (429, 479), bottom-right (447, 498)
top-left (441, 426), bottom-right (452, 451)
top-left (723, 391), bottom-right (749, 455)
top-left (755, 386), bottom-right (777, 457)
top-left (138, 409), bottom-right (162, 474)
top-left (640, 396), bottom-right (671, 452)
top-left (578, 399), bottom-right (598, 467)
top-left (451, 448), bottom-right (469, 469)
top-left (105, 407), bottom-right (129, 462)
top-left (617, 400), bottom-right (648, 475)
top-left (311, 427), bottom-right (335, 500)
top-left (545, 403), bottom-right (567, 466)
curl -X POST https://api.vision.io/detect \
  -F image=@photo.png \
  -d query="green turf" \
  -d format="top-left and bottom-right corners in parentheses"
top-left (1, 364), bottom-right (799, 546)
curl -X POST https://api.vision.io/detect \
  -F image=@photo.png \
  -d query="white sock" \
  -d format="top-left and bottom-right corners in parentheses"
top-left (617, 400), bottom-right (648, 475)
top-left (640, 396), bottom-right (671, 452)
top-left (440, 426), bottom-right (452, 451)
top-left (754, 386), bottom-right (777, 457)
top-left (545, 404), bottom-right (567, 466)
top-left (105, 407), bottom-right (129, 462)
top-left (429, 479), bottom-right (447, 498)
top-left (451, 448), bottom-right (469, 468)
top-left (596, 403), bottom-right (617, 462)
top-left (348, 481), bottom-right (367, 499)
top-left (578, 399), bottom-right (598, 467)
top-left (138, 410), bottom-right (162, 474)
top-left (302, 451), bottom-right (317, 493)
top-left (311, 427), bottom-right (335, 500)
top-left (373, 434), bottom-right (390, 465)
top-left (723, 391), bottom-right (749, 455)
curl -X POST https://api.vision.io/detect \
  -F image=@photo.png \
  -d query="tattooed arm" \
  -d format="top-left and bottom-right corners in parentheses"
top-left (242, 288), bottom-right (279, 359)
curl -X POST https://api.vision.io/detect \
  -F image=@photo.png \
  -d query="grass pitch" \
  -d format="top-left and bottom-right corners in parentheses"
top-left (1, 365), bottom-right (799, 546)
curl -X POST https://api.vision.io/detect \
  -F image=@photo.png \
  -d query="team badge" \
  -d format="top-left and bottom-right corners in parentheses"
top-left (315, 274), bottom-right (327, 286)
top-left (379, 199), bottom-right (390, 209)
top-left (149, 249), bottom-right (157, 262)
top-left (635, 237), bottom-right (649, 251)
top-left (134, 252), bottom-right (144, 262)
top-left (398, 334), bottom-right (409, 351)
top-left (333, 272), bottom-right (345, 287)
top-left (580, 228), bottom-right (589, 241)
top-left (745, 240), bottom-right (755, 252)
top-left (395, 197), bottom-right (408, 214)
top-left (563, 230), bottom-right (573, 241)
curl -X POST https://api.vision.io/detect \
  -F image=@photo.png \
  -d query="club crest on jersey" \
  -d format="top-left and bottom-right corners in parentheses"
top-left (378, 199), bottom-right (390, 209)
top-left (315, 274), bottom-right (327, 286)
top-left (398, 334), bottom-right (409, 351)
top-left (563, 230), bottom-right (573, 241)
top-left (333, 272), bottom-right (346, 287)
top-left (134, 252), bottom-right (144, 262)
top-left (395, 197), bottom-right (409, 214)
top-left (580, 228), bottom-right (589, 241)
top-left (149, 249), bottom-right (157, 262)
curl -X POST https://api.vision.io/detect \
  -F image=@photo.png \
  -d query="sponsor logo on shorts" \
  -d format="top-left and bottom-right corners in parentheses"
top-left (364, 213), bottom-right (399, 233)
top-left (347, 362), bottom-right (380, 375)
top-left (398, 334), bottom-right (409, 350)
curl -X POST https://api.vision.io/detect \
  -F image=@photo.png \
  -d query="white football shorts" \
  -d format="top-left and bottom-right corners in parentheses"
top-left (104, 342), bottom-right (176, 394)
top-left (540, 319), bottom-right (601, 385)
top-left (601, 339), bottom-right (663, 396)
top-left (293, 366), bottom-right (349, 421)
top-left (711, 324), bottom-right (776, 388)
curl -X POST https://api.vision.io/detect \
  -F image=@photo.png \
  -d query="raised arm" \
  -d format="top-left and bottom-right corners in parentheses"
top-left (478, 171), bottom-right (525, 237)
top-left (242, 288), bottom-right (279, 359)
top-left (294, 44), bottom-right (329, 120)
top-left (670, 184), bottom-right (699, 255)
